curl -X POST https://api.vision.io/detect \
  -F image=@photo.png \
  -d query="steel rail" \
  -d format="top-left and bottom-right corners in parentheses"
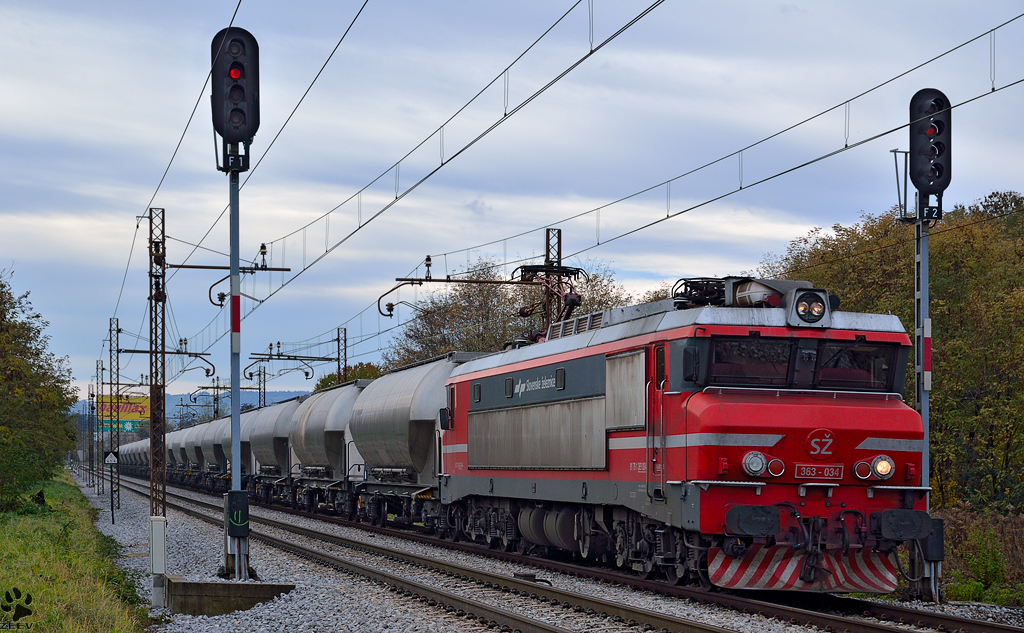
top-left (112, 473), bottom-right (1024, 633)
top-left (117, 479), bottom-right (737, 633)
top-left (117, 481), bottom-right (572, 633)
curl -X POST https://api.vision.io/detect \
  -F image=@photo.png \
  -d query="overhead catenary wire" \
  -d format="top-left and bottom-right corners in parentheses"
top-left (427, 10), bottom-right (1024, 270)
top-left (169, 9), bottom-right (1024, 388)
top-left (173, 73), bottom-right (1024, 384)
top-left (263, 1), bottom-right (587, 248)
top-left (168, 0), bottom-right (370, 284)
top-left (170, 1), bottom-right (665, 378)
top-left (110, 0), bottom-right (243, 320)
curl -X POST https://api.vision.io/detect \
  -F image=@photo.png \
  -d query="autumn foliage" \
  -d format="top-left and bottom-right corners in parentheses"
top-left (0, 272), bottom-right (78, 509)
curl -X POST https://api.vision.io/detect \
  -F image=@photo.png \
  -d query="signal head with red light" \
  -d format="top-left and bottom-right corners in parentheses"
top-left (909, 88), bottom-right (951, 197)
top-left (211, 27), bottom-right (260, 145)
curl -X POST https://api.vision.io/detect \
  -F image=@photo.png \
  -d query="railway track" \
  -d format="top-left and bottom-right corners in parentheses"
top-left (110, 473), bottom-right (1024, 633)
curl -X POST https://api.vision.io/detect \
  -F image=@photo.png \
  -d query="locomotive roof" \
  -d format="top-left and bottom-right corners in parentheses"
top-left (450, 303), bottom-right (907, 378)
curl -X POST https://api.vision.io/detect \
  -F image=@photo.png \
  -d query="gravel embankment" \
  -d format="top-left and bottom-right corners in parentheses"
top-left (124, 481), bottom-right (821, 633)
top-left (73, 473), bottom-right (494, 632)
top-left (85, 474), bottom-right (1024, 632)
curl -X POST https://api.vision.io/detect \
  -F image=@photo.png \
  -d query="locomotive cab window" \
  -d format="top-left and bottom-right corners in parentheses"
top-left (709, 338), bottom-right (791, 387)
top-left (555, 367), bottom-right (565, 391)
top-left (815, 342), bottom-right (896, 391)
top-left (472, 383), bottom-right (481, 403)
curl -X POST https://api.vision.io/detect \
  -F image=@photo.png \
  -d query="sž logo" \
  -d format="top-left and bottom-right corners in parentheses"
top-left (805, 428), bottom-right (836, 461)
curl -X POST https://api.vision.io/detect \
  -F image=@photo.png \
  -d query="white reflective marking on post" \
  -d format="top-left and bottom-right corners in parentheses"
top-left (232, 332), bottom-right (240, 354)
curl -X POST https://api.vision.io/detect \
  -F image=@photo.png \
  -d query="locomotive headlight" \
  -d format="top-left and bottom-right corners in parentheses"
top-left (871, 455), bottom-right (895, 480)
top-left (742, 451), bottom-right (767, 477)
top-left (795, 292), bottom-right (826, 323)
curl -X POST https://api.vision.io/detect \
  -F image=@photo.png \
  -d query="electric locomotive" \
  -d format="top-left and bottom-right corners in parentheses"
top-left (438, 277), bottom-right (942, 591)
top-left (118, 275), bottom-right (942, 593)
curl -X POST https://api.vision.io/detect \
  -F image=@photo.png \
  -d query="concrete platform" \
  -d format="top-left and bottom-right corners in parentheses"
top-left (165, 574), bottom-right (295, 616)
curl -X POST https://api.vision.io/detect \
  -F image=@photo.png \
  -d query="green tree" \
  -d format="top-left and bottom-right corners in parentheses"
top-left (383, 258), bottom-right (633, 369)
top-left (313, 362), bottom-right (383, 391)
top-left (0, 272), bottom-right (78, 509)
top-left (759, 192), bottom-right (1024, 508)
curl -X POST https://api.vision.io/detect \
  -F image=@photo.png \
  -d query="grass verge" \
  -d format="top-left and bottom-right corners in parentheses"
top-left (938, 507), bottom-right (1024, 606)
top-left (0, 470), bottom-right (147, 632)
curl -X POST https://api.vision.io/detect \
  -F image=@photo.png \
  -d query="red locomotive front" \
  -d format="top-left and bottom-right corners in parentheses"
top-left (439, 277), bottom-right (941, 592)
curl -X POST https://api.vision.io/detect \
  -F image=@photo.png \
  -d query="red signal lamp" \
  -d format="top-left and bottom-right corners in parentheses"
top-left (229, 64), bottom-right (243, 80)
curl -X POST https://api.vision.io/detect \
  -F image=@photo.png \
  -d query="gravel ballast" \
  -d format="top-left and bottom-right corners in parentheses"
top-left (78, 473), bottom-right (1024, 632)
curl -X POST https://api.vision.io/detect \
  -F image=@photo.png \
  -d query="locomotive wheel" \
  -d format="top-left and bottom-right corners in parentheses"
top-left (578, 507), bottom-right (594, 559)
top-left (662, 535), bottom-right (688, 585)
top-left (613, 522), bottom-right (629, 568)
top-left (696, 551), bottom-right (712, 589)
top-left (486, 510), bottom-right (501, 549)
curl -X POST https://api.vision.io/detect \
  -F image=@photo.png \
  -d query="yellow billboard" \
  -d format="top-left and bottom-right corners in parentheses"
top-left (98, 396), bottom-right (151, 421)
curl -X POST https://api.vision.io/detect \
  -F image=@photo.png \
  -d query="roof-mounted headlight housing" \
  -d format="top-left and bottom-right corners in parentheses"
top-left (784, 288), bottom-right (833, 328)
top-left (796, 293), bottom-right (826, 323)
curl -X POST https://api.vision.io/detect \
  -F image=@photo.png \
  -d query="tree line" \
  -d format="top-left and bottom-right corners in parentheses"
top-left (0, 272), bottom-right (77, 509)
top-left (317, 192), bottom-right (1022, 511)
top-left (760, 191), bottom-right (1024, 509)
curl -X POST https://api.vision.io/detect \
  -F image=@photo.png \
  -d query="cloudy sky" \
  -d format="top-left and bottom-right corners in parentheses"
top-left (2, 1), bottom-right (1022, 398)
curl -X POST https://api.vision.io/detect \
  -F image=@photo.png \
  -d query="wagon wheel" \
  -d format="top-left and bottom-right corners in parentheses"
top-left (639, 556), bottom-right (659, 580)
top-left (446, 507), bottom-right (463, 542)
top-left (515, 535), bottom-right (529, 555)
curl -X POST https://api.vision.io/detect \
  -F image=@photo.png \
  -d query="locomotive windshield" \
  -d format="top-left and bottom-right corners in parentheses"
top-left (708, 337), bottom-right (898, 392)
top-left (709, 339), bottom-right (790, 387)
top-left (815, 342), bottom-right (895, 390)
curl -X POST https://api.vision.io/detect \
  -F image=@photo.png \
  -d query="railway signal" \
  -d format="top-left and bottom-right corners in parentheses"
top-left (211, 27), bottom-right (260, 169)
top-left (210, 26), bottom-right (262, 582)
top-left (897, 88), bottom-right (952, 602)
top-left (909, 88), bottom-right (951, 215)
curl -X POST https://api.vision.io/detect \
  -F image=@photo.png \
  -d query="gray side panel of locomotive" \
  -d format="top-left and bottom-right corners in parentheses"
top-left (290, 380), bottom-right (371, 477)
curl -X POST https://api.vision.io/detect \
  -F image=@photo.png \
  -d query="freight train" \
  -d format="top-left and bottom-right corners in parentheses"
top-left (119, 276), bottom-right (943, 593)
